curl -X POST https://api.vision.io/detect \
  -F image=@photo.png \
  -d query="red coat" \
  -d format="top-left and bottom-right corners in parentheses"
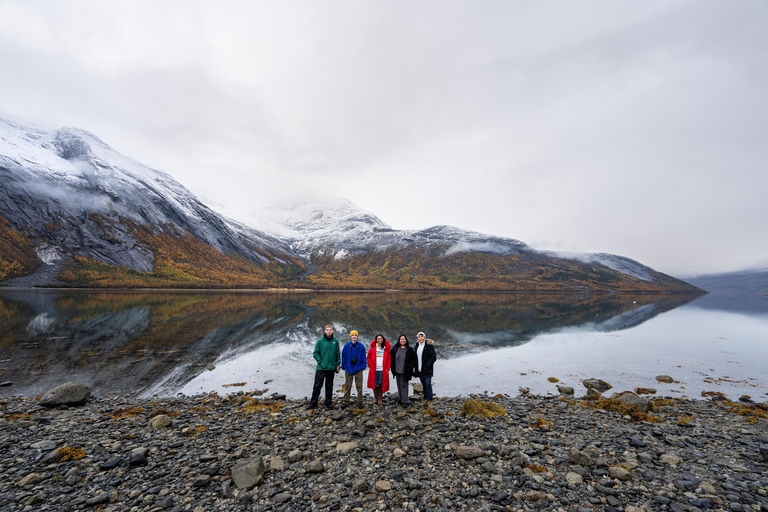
top-left (367, 339), bottom-right (392, 392)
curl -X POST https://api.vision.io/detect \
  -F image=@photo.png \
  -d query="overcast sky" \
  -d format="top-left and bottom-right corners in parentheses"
top-left (1, 1), bottom-right (766, 276)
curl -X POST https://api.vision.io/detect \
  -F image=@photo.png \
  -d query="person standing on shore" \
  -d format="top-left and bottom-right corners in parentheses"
top-left (415, 331), bottom-right (437, 402)
top-left (341, 330), bottom-right (367, 407)
top-left (367, 334), bottom-right (391, 405)
top-left (390, 334), bottom-right (418, 407)
top-left (306, 324), bottom-right (341, 410)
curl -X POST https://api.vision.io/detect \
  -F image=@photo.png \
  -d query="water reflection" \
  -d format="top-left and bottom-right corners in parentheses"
top-left (0, 290), bottom-right (699, 397)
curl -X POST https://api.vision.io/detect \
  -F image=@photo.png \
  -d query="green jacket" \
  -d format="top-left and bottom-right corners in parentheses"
top-left (313, 336), bottom-right (341, 371)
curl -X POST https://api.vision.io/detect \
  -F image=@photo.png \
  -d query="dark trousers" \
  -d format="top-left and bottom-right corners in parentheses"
top-left (419, 374), bottom-right (434, 401)
top-left (310, 369), bottom-right (335, 406)
top-left (395, 374), bottom-right (410, 405)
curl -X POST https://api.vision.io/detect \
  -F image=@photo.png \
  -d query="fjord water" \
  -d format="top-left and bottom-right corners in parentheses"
top-left (0, 290), bottom-right (765, 401)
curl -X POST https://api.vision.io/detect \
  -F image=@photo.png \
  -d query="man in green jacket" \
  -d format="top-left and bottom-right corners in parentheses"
top-left (306, 324), bottom-right (341, 409)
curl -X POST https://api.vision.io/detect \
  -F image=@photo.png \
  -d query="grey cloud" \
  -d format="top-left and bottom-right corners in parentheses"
top-left (0, 0), bottom-right (766, 275)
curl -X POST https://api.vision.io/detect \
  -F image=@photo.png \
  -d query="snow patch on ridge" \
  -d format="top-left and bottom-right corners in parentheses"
top-left (548, 251), bottom-right (655, 281)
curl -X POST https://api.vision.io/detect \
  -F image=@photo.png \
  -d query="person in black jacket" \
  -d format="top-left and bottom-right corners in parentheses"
top-left (415, 331), bottom-right (437, 402)
top-left (390, 334), bottom-right (418, 407)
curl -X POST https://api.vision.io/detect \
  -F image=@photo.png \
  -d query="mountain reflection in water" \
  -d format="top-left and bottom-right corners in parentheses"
top-left (0, 290), bottom-right (698, 397)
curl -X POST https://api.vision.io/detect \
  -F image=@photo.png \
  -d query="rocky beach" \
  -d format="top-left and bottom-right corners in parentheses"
top-left (1, 382), bottom-right (767, 512)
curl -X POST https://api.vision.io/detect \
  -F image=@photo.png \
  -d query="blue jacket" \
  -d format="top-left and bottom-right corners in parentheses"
top-left (341, 341), bottom-right (368, 374)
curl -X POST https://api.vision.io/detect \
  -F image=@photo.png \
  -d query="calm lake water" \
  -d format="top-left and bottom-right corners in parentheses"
top-left (0, 290), bottom-right (766, 401)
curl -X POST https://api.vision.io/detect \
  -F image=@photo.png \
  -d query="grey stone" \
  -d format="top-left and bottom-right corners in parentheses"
top-left (193, 475), bottom-right (211, 487)
top-left (336, 442), bottom-right (358, 455)
top-left (99, 457), bottom-right (122, 470)
top-left (39, 382), bottom-right (91, 407)
top-left (269, 455), bottom-right (285, 471)
top-left (456, 445), bottom-right (485, 459)
top-left (352, 479), bottom-right (369, 492)
top-left (307, 459), bottom-right (325, 473)
top-left (616, 392), bottom-right (651, 412)
top-left (149, 414), bottom-right (172, 429)
top-left (569, 448), bottom-right (595, 466)
top-left (274, 492), bottom-right (291, 503)
top-left (583, 379), bottom-right (612, 392)
top-left (86, 492), bottom-right (110, 506)
top-left (557, 385), bottom-right (575, 396)
top-left (585, 388), bottom-right (603, 399)
top-left (231, 457), bottom-right (265, 489)
top-left (287, 449), bottom-right (303, 462)
top-left (17, 473), bottom-right (44, 487)
top-left (655, 375), bottom-right (674, 383)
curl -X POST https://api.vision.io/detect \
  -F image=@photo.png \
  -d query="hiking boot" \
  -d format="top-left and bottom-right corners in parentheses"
top-left (306, 403), bottom-right (317, 410)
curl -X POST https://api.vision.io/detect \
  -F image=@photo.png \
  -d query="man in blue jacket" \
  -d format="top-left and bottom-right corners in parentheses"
top-left (341, 330), bottom-right (367, 406)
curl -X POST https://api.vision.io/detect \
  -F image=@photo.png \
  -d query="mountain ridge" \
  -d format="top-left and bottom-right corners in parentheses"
top-left (0, 113), bottom-right (701, 293)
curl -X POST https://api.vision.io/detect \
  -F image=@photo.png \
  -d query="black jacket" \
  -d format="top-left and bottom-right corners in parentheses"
top-left (390, 343), bottom-right (419, 380)
top-left (416, 339), bottom-right (437, 378)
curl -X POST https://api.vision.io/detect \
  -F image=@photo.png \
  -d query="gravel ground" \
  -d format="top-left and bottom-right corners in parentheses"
top-left (1, 389), bottom-right (766, 512)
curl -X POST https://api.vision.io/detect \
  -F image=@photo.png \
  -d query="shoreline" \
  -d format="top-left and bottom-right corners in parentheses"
top-left (0, 286), bottom-right (707, 295)
top-left (2, 390), bottom-right (766, 511)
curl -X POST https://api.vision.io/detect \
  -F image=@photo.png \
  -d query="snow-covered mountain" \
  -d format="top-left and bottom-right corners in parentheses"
top-left (0, 112), bottom-right (296, 283)
top-left (222, 199), bottom-right (668, 286)
top-left (0, 112), bottom-right (700, 292)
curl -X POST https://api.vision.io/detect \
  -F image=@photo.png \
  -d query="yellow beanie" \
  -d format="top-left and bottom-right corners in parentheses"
top-left (350, 330), bottom-right (358, 336)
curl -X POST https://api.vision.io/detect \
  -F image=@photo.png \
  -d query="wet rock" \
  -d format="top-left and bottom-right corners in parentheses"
top-left (655, 375), bottom-right (674, 383)
top-left (39, 382), bottom-right (91, 407)
top-left (583, 379), bottom-right (612, 392)
top-left (557, 385), bottom-right (575, 396)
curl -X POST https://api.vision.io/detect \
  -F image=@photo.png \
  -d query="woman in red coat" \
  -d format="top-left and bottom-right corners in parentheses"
top-left (367, 334), bottom-right (391, 405)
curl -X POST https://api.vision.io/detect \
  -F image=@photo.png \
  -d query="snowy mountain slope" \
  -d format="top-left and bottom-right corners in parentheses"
top-left (0, 112), bottom-right (298, 283)
top-left (223, 199), bottom-right (678, 287)
top-left (225, 199), bottom-right (531, 261)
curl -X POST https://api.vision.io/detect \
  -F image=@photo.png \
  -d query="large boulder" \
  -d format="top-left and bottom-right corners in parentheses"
top-left (231, 457), bottom-right (265, 489)
top-left (39, 382), bottom-right (91, 407)
top-left (616, 392), bottom-right (651, 412)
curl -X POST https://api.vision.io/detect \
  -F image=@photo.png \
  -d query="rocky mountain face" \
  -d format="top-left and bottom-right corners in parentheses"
top-left (0, 113), bottom-right (303, 287)
top-left (0, 113), bottom-right (700, 292)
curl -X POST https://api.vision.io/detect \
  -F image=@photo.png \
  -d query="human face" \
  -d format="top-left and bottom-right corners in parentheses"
top-left (399, 336), bottom-right (406, 346)
top-left (324, 326), bottom-right (334, 337)
top-left (417, 333), bottom-right (425, 344)
top-left (351, 334), bottom-right (358, 343)
top-left (376, 335), bottom-right (384, 347)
